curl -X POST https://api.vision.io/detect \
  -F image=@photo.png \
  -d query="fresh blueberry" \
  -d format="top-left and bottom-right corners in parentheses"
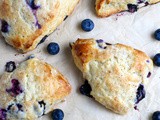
top-left (6, 79), bottom-right (23, 97)
top-left (5, 61), bottom-right (16, 72)
top-left (154, 29), bottom-right (160, 41)
top-left (26, 0), bottom-right (40, 10)
top-left (152, 111), bottom-right (160, 120)
top-left (81, 19), bottom-right (94, 32)
top-left (153, 53), bottom-right (160, 67)
top-left (51, 109), bottom-right (64, 120)
top-left (0, 108), bottom-right (7, 120)
top-left (79, 80), bottom-right (92, 98)
top-left (47, 42), bottom-right (60, 55)
top-left (135, 84), bottom-right (145, 104)
top-left (1, 20), bottom-right (10, 33)
top-left (38, 35), bottom-right (48, 45)
top-left (127, 4), bottom-right (138, 13)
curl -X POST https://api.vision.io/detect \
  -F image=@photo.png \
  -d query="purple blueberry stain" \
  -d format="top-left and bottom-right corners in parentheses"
top-left (127, 4), bottom-right (138, 13)
top-left (26, 0), bottom-right (41, 29)
top-left (5, 61), bottom-right (16, 72)
top-left (0, 108), bottom-right (7, 120)
top-left (135, 84), bottom-right (145, 104)
top-left (6, 79), bottom-right (23, 97)
top-left (1, 20), bottom-right (10, 33)
top-left (146, 60), bottom-right (150, 63)
top-left (96, 39), bottom-right (103, 43)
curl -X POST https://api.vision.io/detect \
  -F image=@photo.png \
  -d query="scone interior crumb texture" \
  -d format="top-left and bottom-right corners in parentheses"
top-left (0, 58), bottom-right (71, 120)
top-left (0, 0), bottom-right (79, 52)
top-left (95, 0), bottom-right (160, 17)
top-left (71, 38), bottom-right (153, 114)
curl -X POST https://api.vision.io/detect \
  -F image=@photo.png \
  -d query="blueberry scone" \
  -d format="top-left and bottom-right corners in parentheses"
top-left (0, 58), bottom-right (71, 119)
top-left (71, 38), bottom-right (153, 114)
top-left (0, 0), bottom-right (79, 52)
top-left (96, 0), bottom-right (160, 17)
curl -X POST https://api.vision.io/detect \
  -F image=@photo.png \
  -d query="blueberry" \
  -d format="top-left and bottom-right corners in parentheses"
top-left (135, 84), bottom-right (145, 104)
top-left (51, 109), bottom-right (64, 120)
top-left (154, 29), bottom-right (160, 41)
top-left (153, 53), bottom-right (160, 67)
top-left (5, 61), bottom-right (16, 72)
top-left (81, 19), bottom-right (94, 32)
top-left (47, 42), bottom-right (60, 55)
top-left (1, 20), bottom-right (10, 33)
top-left (127, 4), bottom-right (138, 13)
top-left (0, 108), bottom-right (7, 120)
top-left (152, 111), bottom-right (160, 120)
top-left (79, 80), bottom-right (92, 98)
top-left (6, 79), bottom-right (23, 97)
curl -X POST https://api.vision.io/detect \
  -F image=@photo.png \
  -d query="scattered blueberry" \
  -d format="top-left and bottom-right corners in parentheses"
top-left (127, 4), bottom-right (138, 13)
top-left (5, 61), bottom-right (16, 72)
top-left (51, 109), bottom-right (64, 120)
top-left (81, 19), bottom-right (94, 32)
top-left (38, 35), bottom-right (48, 45)
top-left (1, 20), bottom-right (10, 33)
top-left (6, 79), bottom-right (23, 97)
top-left (154, 29), bottom-right (160, 41)
top-left (79, 80), bottom-right (92, 98)
top-left (152, 111), bottom-right (160, 120)
top-left (0, 108), bottom-right (7, 120)
top-left (135, 84), bottom-right (145, 104)
top-left (47, 42), bottom-right (60, 55)
top-left (153, 53), bottom-right (160, 67)
top-left (147, 72), bottom-right (151, 78)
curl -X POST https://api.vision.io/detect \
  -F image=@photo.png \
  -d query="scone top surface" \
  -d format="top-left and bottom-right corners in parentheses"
top-left (71, 38), bottom-right (153, 114)
top-left (0, 58), bottom-right (71, 120)
top-left (0, 0), bottom-right (79, 52)
top-left (95, 0), bottom-right (160, 17)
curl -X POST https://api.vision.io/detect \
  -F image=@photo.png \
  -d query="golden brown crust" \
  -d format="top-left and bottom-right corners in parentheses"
top-left (71, 38), bottom-right (153, 114)
top-left (0, 0), bottom-right (79, 52)
top-left (0, 58), bottom-right (71, 119)
top-left (95, 0), bottom-right (160, 17)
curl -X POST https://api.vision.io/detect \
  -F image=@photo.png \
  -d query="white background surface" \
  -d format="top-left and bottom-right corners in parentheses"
top-left (0, 0), bottom-right (160, 120)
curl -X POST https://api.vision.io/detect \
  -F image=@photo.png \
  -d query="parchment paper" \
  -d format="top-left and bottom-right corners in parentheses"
top-left (0, 0), bottom-right (160, 120)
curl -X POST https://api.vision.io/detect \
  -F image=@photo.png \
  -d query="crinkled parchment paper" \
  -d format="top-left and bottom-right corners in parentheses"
top-left (0, 0), bottom-right (160, 120)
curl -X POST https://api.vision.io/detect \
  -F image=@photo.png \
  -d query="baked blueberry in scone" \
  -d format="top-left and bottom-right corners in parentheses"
top-left (95, 0), bottom-right (160, 17)
top-left (0, 58), bottom-right (71, 120)
top-left (0, 0), bottom-right (79, 53)
top-left (71, 38), bottom-right (153, 114)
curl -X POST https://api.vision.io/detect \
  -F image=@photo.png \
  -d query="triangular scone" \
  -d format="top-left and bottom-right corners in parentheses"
top-left (0, 0), bottom-right (79, 52)
top-left (71, 38), bottom-right (153, 114)
top-left (0, 58), bottom-right (71, 120)
top-left (95, 0), bottom-right (160, 17)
